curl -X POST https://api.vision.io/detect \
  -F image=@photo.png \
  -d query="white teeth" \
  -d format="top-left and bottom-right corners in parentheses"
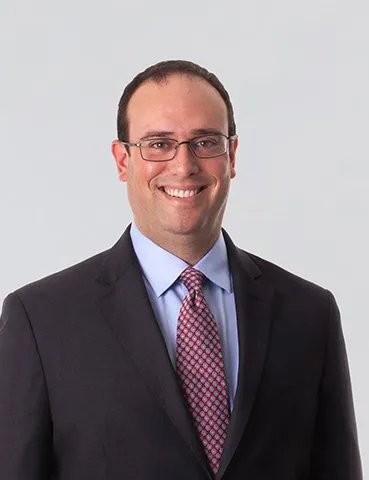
top-left (163, 188), bottom-right (201, 198)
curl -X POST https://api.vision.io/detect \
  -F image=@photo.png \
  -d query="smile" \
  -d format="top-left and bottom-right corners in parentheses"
top-left (160, 187), bottom-right (205, 198)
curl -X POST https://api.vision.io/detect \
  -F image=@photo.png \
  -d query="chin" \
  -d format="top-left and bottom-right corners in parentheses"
top-left (161, 219), bottom-right (210, 237)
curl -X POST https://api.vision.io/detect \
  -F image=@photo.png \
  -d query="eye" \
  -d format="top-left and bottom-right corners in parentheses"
top-left (193, 137), bottom-right (219, 148)
top-left (146, 139), bottom-right (173, 150)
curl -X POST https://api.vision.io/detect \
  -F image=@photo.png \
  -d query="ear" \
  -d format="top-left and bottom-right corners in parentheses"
top-left (229, 135), bottom-right (238, 179)
top-left (112, 140), bottom-right (129, 182)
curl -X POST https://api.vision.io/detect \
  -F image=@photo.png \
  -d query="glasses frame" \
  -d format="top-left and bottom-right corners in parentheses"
top-left (120, 133), bottom-right (238, 162)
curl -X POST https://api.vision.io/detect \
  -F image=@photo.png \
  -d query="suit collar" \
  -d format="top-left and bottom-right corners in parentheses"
top-left (97, 225), bottom-right (263, 286)
top-left (96, 225), bottom-right (135, 287)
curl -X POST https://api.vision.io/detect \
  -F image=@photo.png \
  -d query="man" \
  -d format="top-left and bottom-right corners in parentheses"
top-left (0, 60), bottom-right (362, 479)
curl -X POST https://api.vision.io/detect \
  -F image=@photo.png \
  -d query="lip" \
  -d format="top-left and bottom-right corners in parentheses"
top-left (158, 185), bottom-right (206, 191)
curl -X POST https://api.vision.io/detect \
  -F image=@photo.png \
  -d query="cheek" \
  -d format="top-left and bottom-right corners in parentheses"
top-left (212, 161), bottom-right (233, 183)
top-left (129, 161), bottom-right (161, 187)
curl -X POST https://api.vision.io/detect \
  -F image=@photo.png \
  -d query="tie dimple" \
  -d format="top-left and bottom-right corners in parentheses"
top-left (180, 268), bottom-right (205, 307)
top-left (180, 267), bottom-right (204, 292)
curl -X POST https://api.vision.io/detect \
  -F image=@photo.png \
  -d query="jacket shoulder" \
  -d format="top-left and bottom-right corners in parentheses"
top-left (242, 249), bottom-right (330, 298)
top-left (12, 248), bottom-right (110, 301)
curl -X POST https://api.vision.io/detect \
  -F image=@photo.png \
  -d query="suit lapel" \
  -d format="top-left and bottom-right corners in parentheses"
top-left (96, 226), bottom-right (274, 479)
top-left (217, 231), bottom-right (275, 479)
top-left (96, 226), bottom-right (212, 478)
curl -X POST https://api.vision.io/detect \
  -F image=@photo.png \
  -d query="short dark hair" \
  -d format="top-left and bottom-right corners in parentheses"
top-left (117, 60), bottom-right (236, 142)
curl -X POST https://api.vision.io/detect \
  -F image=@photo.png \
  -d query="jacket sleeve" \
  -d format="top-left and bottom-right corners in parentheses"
top-left (309, 291), bottom-right (362, 479)
top-left (0, 293), bottom-right (53, 479)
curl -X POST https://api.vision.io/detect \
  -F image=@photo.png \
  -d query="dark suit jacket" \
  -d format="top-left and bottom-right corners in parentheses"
top-left (0, 227), bottom-right (362, 479)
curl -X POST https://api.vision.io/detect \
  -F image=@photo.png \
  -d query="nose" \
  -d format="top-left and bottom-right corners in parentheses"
top-left (168, 142), bottom-right (200, 176)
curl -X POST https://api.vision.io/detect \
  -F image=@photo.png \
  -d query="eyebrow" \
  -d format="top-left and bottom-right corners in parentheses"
top-left (140, 130), bottom-right (175, 140)
top-left (139, 128), bottom-right (225, 140)
top-left (190, 128), bottom-right (225, 136)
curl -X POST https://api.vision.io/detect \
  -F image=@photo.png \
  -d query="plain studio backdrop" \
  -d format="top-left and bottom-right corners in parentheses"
top-left (1, 0), bottom-right (368, 474)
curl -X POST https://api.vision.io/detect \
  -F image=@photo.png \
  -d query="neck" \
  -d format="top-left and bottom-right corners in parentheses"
top-left (134, 224), bottom-right (221, 266)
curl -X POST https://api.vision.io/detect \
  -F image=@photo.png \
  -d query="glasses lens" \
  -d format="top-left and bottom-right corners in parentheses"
top-left (190, 135), bottom-right (227, 158)
top-left (141, 139), bottom-right (177, 161)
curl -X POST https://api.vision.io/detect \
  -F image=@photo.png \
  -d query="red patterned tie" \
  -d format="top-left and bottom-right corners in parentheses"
top-left (176, 267), bottom-right (230, 476)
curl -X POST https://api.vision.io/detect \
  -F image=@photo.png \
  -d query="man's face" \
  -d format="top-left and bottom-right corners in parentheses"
top-left (112, 74), bottom-right (237, 246)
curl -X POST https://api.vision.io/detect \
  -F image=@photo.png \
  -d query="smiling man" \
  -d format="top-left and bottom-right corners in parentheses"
top-left (112, 72), bottom-right (237, 265)
top-left (0, 60), bottom-right (362, 480)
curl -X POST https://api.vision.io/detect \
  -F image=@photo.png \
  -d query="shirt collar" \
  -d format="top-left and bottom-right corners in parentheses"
top-left (130, 223), bottom-right (232, 297)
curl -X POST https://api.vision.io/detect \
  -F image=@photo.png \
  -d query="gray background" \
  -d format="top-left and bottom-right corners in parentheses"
top-left (1, 0), bottom-right (368, 474)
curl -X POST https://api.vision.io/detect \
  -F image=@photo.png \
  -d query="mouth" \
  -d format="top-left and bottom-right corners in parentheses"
top-left (159, 186), bottom-right (206, 198)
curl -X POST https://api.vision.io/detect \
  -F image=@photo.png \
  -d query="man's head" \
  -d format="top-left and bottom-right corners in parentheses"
top-left (112, 60), bottom-right (238, 259)
top-left (116, 60), bottom-right (236, 142)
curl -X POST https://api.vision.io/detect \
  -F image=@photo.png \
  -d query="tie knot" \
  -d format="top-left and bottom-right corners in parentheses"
top-left (180, 267), bottom-right (205, 293)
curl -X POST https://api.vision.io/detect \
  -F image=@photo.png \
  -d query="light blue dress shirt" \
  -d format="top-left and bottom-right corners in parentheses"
top-left (130, 223), bottom-right (239, 411)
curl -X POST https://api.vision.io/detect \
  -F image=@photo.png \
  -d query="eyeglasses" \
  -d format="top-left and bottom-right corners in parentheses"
top-left (121, 133), bottom-right (237, 162)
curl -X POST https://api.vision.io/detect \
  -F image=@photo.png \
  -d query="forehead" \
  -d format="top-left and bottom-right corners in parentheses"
top-left (126, 74), bottom-right (228, 137)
